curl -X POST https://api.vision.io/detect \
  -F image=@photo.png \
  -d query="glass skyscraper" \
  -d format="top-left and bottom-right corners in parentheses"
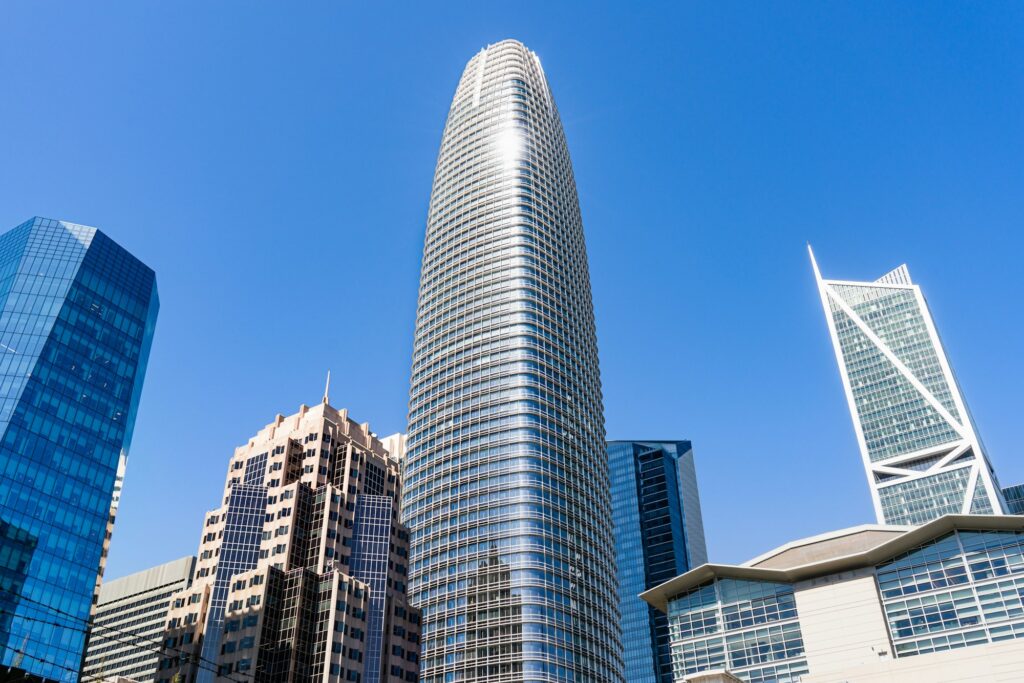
top-left (608, 440), bottom-right (707, 683)
top-left (1003, 484), bottom-right (1024, 515)
top-left (403, 40), bottom-right (624, 682)
top-left (0, 217), bottom-right (158, 681)
top-left (811, 248), bottom-right (1005, 525)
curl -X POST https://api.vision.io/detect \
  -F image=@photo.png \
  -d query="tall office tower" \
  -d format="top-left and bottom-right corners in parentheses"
top-left (1003, 484), bottom-right (1024, 515)
top-left (154, 397), bottom-right (420, 683)
top-left (404, 40), bottom-right (624, 682)
top-left (83, 556), bottom-right (196, 682)
top-left (608, 440), bottom-right (707, 683)
top-left (0, 217), bottom-right (158, 681)
top-left (811, 249), bottom-right (1005, 525)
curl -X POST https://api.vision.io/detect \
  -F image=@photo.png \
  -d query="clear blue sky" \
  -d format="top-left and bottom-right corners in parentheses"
top-left (2, 2), bottom-right (1022, 578)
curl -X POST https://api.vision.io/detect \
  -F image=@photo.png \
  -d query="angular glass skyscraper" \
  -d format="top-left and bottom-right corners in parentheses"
top-left (811, 248), bottom-right (1005, 525)
top-left (404, 40), bottom-right (624, 682)
top-left (608, 440), bottom-right (707, 683)
top-left (0, 217), bottom-right (158, 681)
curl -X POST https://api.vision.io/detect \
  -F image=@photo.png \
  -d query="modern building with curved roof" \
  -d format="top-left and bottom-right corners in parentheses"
top-left (642, 515), bottom-right (1024, 682)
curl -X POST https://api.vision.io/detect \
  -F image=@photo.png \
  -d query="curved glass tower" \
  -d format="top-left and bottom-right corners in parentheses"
top-left (404, 40), bottom-right (624, 682)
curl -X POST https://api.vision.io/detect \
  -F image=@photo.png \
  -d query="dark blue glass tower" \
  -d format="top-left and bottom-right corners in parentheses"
top-left (350, 495), bottom-right (395, 683)
top-left (1003, 484), bottom-right (1024, 515)
top-left (609, 440), bottom-right (707, 683)
top-left (0, 217), bottom-right (158, 681)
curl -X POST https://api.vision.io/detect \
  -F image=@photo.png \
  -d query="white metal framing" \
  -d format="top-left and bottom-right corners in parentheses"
top-left (809, 246), bottom-right (1006, 524)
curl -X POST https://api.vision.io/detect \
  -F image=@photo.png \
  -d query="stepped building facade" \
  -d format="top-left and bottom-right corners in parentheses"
top-left (154, 398), bottom-right (419, 683)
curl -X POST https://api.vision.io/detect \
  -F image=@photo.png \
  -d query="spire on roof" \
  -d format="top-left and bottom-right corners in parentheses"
top-left (323, 370), bottom-right (331, 405)
top-left (807, 243), bottom-right (823, 282)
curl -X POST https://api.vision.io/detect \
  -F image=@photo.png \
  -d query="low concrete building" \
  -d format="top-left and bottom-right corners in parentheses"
top-left (641, 515), bottom-right (1024, 682)
top-left (82, 556), bottom-right (196, 683)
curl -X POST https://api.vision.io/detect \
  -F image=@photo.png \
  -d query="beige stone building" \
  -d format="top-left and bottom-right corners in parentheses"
top-left (642, 515), bottom-right (1024, 682)
top-left (154, 398), bottom-right (419, 683)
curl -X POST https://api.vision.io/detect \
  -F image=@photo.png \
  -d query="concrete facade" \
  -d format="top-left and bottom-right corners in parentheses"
top-left (802, 639), bottom-right (1024, 682)
top-left (82, 556), bottom-right (196, 683)
top-left (684, 671), bottom-right (744, 683)
top-left (154, 399), bottom-right (419, 683)
top-left (792, 568), bottom-right (894, 677)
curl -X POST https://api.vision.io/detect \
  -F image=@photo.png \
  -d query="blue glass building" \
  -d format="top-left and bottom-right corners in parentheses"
top-left (0, 217), bottom-right (158, 681)
top-left (350, 494), bottom-right (396, 683)
top-left (609, 440), bottom-right (707, 683)
top-left (1003, 484), bottom-right (1024, 515)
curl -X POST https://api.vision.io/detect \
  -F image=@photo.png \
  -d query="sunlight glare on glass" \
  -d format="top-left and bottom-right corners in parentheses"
top-left (496, 126), bottom-right (524, 168)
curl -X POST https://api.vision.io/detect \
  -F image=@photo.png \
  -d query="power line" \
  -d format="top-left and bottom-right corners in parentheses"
top-left (0, 644), bottom-right (81, 682)
top-left (1, 610), bottom-right (244, 683)
top-left (0, 591), bottom-right (256, 683)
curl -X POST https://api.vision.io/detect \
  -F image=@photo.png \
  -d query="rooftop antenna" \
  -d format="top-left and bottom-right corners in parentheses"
top-left (323, 370), bottom-right (331, 405)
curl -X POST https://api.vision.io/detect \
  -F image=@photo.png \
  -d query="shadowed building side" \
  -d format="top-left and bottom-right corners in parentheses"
top-left (609, 440), bottom-right (707, 683)
top-left (82, 556), bottom-right (196, 683)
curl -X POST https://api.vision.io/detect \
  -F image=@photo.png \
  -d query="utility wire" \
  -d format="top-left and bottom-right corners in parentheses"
top-left (0, 591), bottom-right (257, 683)
top-left (3, 610), bottom-right (250, 683)
top-left (0, 643), bottom-right (82, 682)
